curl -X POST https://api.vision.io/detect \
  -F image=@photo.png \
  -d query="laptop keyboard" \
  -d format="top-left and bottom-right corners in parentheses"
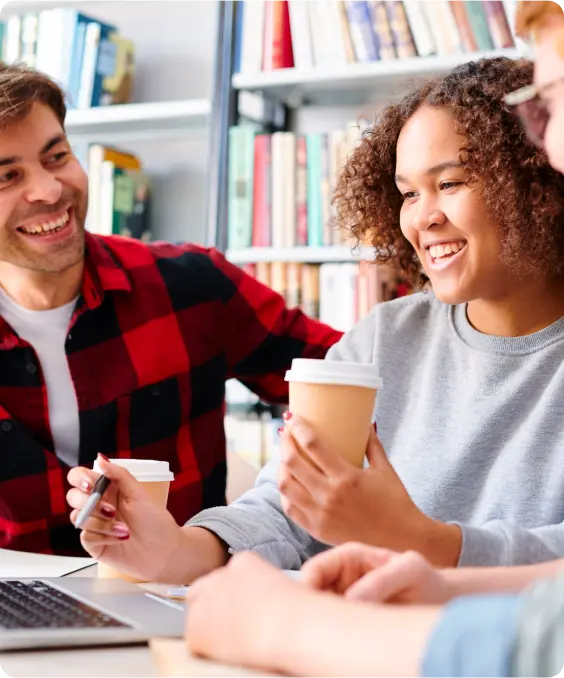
top-left (0, 580), bottom-right (130, 630)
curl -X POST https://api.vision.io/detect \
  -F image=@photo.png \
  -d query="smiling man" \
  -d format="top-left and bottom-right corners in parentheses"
top-left (0, 63), bottom-right (341, 556)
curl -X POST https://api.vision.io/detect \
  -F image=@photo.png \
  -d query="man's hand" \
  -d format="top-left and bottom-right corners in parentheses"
top-left (186, 553), bottom-right (304, 671)
top-left (302, 542), bottom-right (456, 604)
top-left (278, 416), bottom-right (461, 565)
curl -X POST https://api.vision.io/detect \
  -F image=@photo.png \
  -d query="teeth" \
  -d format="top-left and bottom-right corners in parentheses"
top-left (20, 210), bottom-right (69, 235)
top-left (429, 241), bottom-right (466, 260)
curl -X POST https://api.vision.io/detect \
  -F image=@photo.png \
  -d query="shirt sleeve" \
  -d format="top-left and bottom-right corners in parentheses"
top-left (511, 572), bottom-right (564, 677)
top-left (454, 520), bottom-right (564, 567)
top-left (421, 594), bottom-right (522, 677)
top-left (207, 248), bottom-right (342, 403)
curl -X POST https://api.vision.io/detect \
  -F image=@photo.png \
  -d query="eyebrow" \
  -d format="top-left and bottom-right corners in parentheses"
top-left (395, 161), bottom-right (464, 184)
top-left (0, 133), bottom-right (68, 167)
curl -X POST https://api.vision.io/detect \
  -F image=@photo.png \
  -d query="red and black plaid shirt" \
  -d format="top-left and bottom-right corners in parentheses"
top-left (0, 233), bottom-right (341, 555)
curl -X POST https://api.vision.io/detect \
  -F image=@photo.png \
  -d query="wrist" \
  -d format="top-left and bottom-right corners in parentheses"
top-left (157, 526), bottom-right (229, 584)
top-left (414, 515), bottom-right (462, 568)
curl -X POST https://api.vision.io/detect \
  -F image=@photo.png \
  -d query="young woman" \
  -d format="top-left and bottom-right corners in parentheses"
top-left (182, 5), bottom-right (564, 678)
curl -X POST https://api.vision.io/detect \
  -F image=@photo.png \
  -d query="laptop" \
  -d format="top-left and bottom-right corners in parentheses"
top-left (0, 576), bottom-right (186, 651)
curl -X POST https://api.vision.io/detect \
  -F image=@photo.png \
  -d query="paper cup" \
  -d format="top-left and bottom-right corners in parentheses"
top-left (285, 359), bottom-right (382, 468)
top-left (93, 459), bottom-right (174, 582)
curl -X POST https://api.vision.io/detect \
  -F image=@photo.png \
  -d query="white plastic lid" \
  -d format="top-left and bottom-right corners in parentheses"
top-left (92, 459), bottom-right (174, 482)
top-left (285, 359), bottom-right (383, 390)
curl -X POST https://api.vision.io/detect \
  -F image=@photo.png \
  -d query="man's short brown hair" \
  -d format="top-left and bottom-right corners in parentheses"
top-left (0, 62), bottom-right (66, 129)
top-left (515, 1), bottom-right (564, 39)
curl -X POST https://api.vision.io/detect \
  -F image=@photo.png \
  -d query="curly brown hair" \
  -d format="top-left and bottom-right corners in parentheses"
top-left (335, 57), bottom-right (564, 286)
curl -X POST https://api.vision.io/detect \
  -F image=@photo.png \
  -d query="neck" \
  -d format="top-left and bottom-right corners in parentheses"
top-left (0, 260), bottom-right (84, 310)
top-left (467, 275), bottom-right (564, 336)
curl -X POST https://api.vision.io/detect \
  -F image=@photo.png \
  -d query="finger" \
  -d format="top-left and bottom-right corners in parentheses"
top-left (281, 427), bottom-right (325, 489)
top-left (80, 530), bottom-right (124, 553)
top-left (301, 543), bottom-right (394, 592)
top-left (70, 509), bottom-right (130, 539)
top-left (94, 455), bottom-right (148, 499)
top-left (345, 551), bottom-right (423, 603)
top-left (280, 493), bottom-right (311, 531)
top-left (185, 567), bottom-right (226, 603)
top-left (278, 464), bottom-right (316, 513)
top-left (365, 428), bottom-right (388, 468)
top-left (67, 466), bottom-right (101, 493)
top-left (285, 415), bottom-right (345, 476)
top-left (66, 488), bottom-right (117, 518)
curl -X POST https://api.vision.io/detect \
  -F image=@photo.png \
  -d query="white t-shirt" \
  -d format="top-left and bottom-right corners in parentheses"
top-left (0, 289), bottom-right (79, 466)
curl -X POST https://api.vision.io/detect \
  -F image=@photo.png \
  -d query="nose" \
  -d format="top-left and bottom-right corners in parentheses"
top-left (412, 205), bottom-right (447, 232)
top-left (23, 168), bottom-right (63, 205)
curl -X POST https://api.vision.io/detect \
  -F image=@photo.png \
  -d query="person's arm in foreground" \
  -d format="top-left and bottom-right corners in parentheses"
top-left (185, 552), bottom-right (440, 678)
top-left (301, 542), bottom-right (564, 604)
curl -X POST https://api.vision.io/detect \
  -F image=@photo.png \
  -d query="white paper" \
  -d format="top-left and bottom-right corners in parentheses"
top-left (0, 548), bottom-right (94, 578)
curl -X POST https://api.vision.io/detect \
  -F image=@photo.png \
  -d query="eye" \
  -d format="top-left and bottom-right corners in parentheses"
top-left (439, 181), bottom-right (463, 191)
top-left (401, 190), bottom-right (418, 201)
top-left (46, 151), bottom-right (70, 165)
top-left (0, 170), bottom-right (18, 184)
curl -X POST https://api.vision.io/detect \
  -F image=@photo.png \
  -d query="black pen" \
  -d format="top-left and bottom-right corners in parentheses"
top-left (74, 475), bottom-right (111, 530)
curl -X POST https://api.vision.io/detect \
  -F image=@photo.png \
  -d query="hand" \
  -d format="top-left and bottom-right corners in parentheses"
top-left (301, 542), bottom-right (455, 604)
top-left (67, 454), bottom-right (184, 582)
top-left (186, 553), bottom-right (304, 671)
top-left (278, 416), bottom-right (433, 551)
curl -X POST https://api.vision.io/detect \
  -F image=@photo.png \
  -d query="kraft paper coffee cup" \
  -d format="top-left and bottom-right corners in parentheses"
top-left (92, 459), bottom-right (174, 582)
top-left (285, 359), bottom-right (382, 468)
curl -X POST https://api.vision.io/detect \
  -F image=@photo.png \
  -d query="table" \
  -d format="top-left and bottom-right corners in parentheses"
top-left (0, 564), bottom-right (258, 678)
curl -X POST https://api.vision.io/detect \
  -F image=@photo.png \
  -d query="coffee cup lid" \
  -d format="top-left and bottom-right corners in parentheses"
top-left (92, 459), bottom-right (174, 482)
top-left (285, 359), bottom-right (383, 390)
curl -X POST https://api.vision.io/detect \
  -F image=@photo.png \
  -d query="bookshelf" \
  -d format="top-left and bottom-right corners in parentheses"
top-left (65, 99), bottom-right (211, 143)
top-left (232, 47), bottom-right (520, 106)
top-left (226, 245), bottom-right (374, 264)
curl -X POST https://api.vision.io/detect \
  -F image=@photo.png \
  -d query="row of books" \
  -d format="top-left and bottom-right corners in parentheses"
top-left (235, 0), bottom-right (521, 74)
top-left (0, 9), bottom-right (135, 108)
top-left (79, 145), bottom-right (151, 241)
top-left (241, 260), bottom-right (411, 332)
top-left (228, 125), bottom-right (365, 251)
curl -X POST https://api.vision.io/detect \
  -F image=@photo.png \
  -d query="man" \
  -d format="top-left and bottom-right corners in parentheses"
top-left (0, 62), bottom-right (341, 556)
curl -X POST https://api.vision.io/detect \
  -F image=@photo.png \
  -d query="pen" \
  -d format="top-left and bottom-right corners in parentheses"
top-left (74, 475), bottom-right (111, 530)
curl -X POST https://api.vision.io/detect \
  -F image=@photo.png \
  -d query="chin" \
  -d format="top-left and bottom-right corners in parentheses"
top-left (430, 285), bottom-right (472, 306)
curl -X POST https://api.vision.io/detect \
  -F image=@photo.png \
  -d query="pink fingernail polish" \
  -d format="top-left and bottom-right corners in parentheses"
top-left (113, 524), bottom-right (129, 538)
top-left (118, 534), bottom-right (130, 541)
top-left (278, 427), bottom-right (283, 436)
top-left (81, 480), bottom-right (90, 492)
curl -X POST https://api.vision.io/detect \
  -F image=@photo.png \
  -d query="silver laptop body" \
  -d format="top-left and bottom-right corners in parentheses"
top-left (0, 576), bottom-right (185, 651)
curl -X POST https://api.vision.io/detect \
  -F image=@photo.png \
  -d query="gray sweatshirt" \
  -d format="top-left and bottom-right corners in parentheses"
top-left (189, 293), bottom-right (564, 567)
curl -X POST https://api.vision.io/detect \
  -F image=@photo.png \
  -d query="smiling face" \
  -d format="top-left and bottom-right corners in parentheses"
top-left (396, 105), bottom-right (513, 305)
top-left (0, 102), bottom-right (88, 274)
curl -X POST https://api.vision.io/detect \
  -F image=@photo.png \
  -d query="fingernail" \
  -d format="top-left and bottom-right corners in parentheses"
top-left (282, 411), bottom-right (292, 421)
top-left (81, 479), bottom-right (91, 491)
top-left (118, 534), bottom-right (130, 541)
top-left (100, 505), bottom-right (115, 518)
top-left (98, 453), bottom-right (110, 462)
top-left (277, 427), bottom-right (283, 436)
top-left (112, 523), bottom-right (129, 538)
top-left (373, 421), bottom-right (377, 433)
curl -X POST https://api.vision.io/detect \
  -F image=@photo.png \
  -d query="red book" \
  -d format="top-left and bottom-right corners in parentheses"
top-left (263, 0), bottom-right (294, 70)
top-left (252, 135), bottom-right (271, 247)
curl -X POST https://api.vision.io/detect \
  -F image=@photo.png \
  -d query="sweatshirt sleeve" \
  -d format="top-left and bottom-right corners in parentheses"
top-left (455, 520), bottom-right (564, 566)
top-left (421, 594), bottom-right (522, 677)
top-left (511, 572), bottom-right (564, 677)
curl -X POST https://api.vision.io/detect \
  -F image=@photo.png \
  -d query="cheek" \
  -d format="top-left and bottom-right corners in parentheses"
top-left (544, 109), bottom-right (564, 174)
top-left (399, 206), bottom-right (416, 247)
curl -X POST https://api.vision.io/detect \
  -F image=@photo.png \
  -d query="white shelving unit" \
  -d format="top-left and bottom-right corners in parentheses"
top-left (65, 99), bottom-right (211, 144)
top-left (226, 245), bottom-right (375, 264)
top-left (232, 48), bottom-right (521, 106)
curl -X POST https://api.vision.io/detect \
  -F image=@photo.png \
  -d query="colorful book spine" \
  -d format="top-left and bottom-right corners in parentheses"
top-left (483, 0), bottom-right (515, 48)
top-left (228, 127), bottom-right (256, 250)
top-left (385, 0), bottom-right (417, 59)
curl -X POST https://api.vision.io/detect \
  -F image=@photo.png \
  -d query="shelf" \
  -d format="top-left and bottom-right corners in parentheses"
top-left (226, 246), bottom-right (375, 264)
top-left (65, 99), bottom-right (211, 143)
top-left (232, 49), bottom-right (521, 106)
